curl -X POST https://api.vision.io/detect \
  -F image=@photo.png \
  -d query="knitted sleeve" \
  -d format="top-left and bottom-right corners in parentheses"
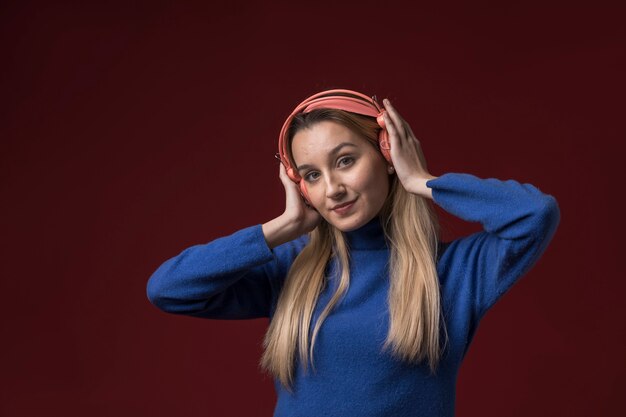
top-left (146, 224), bottom-right (308, 319)
top-left (426, 172), bottom-right (561, 320)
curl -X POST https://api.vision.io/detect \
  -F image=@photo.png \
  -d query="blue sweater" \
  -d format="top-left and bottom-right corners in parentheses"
top-left (146, 172), bottom-right (560, 417)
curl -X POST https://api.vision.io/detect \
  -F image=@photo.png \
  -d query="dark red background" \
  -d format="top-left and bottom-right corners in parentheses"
top-left (1, 1), bottom-right (624, 416)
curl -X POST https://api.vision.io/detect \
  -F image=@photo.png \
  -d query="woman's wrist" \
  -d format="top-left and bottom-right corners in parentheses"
top-left (405, 175), bottom-right (438, 199)
top-left (262, 214), bottom-right (299, 250)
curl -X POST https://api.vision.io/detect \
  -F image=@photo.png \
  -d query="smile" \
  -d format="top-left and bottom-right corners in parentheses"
top-left (331, 199), bottom-right (357, 215)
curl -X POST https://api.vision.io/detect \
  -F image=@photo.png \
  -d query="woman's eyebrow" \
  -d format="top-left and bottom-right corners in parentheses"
top-left (296, 142), bottom-right (357, 172)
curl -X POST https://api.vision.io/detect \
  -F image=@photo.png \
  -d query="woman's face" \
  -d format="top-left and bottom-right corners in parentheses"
top-left (291, 120), bottom-right (391, 232)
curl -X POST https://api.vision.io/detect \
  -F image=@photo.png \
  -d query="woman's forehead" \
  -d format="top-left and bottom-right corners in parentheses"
top-left (292, 121), bottom-right (365, 155)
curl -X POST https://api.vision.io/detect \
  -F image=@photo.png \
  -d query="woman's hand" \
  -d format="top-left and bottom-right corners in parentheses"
top-left (279, 162), bottom-right (322, 234)
top-left (262, 163), bottom-right (321, 249)
top-left (382, 98), bottom-right (437, 197)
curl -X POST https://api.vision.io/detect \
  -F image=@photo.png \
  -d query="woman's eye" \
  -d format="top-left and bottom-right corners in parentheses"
top-left (303, 157), bottom-right (354, 182)
top-left (304, 172), bottom-right (319, 182)
top-left (339, 156), bottom-right (354, 166)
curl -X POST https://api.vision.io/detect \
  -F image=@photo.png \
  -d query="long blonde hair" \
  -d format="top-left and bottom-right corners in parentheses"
top-left (260, 104), bottom-right (448, 393)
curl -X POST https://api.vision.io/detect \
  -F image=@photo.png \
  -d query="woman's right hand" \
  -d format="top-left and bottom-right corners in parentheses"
top-left (279, 162), bottom-right (322, 234)
top-left (262, 163), bottom-right (322, 249)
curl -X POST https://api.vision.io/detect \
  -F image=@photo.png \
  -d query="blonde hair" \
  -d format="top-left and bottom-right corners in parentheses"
top-left (259, 103), bottom-right (448, 393)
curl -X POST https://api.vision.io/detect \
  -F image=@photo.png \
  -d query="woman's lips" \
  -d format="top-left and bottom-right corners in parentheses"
top-left (332, 199), bottom-right (356, 215)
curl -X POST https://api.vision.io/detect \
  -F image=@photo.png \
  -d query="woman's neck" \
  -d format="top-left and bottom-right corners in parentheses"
top-left (343, 216), bottom-right (389, 251)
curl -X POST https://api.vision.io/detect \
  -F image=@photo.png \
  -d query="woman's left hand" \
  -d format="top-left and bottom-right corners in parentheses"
top-left (382, 98), bottom-right (437, 196)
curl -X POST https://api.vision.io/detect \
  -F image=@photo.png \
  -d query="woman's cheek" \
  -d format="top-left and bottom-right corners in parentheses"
top-left (347, 170), bottom-right (369, 191)
top-left (309, 186), bottom-right (325, 210)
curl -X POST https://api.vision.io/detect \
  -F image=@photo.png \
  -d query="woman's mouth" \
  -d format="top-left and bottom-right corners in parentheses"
top-left (331, 199), bottom-right (357, 215)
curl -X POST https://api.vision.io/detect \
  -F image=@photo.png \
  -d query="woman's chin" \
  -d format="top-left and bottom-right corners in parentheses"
top-left (326, 214), bottom-right (365, 233)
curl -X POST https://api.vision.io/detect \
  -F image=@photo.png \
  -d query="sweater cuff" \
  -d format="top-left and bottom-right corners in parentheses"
top-left (425, 173), bottom-right (452, 204)
top-left (245, 223), bottom-right (277, 265)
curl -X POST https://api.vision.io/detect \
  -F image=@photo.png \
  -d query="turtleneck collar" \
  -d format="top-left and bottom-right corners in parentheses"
top-left (343, 216), bottom-right (389, 251)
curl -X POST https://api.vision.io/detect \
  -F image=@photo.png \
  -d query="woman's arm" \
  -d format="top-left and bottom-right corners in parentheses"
top-left (425, 172), bottom-right (561, 319)
top-left (147, 159), bottom-right (321, 321)
top-left (380, 99), bottom-right (560, 319)
top-left (146, 223), bottom-right (308, 320)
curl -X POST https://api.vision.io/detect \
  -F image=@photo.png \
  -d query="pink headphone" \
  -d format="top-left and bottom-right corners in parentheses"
top-left (277, 88), bottom-right (391, 205)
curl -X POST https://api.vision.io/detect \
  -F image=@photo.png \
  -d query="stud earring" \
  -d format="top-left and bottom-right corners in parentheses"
top-left (387, 166), bottom-right (395, 174)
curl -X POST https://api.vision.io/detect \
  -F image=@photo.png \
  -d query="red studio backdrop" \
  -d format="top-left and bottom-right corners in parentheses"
top-left (1, 1), bottom-right (624, 416)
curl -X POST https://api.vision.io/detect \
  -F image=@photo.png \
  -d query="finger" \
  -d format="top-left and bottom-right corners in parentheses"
top-left (279, 164), bottom-right (298, 191)
top-left (404, 122), bottom-right (416, 140)
top-left (403, 121), bottom-right (420, 145)
top-left (383, 99), bottom-right (407, 138)
top-left (278, 162), bottom-right (288, 180)
top-left (383, 112), bottom-right (400, 148)
top-left (399, 121), bottom-right (426, 166)
top-left (279, 162), bottom-right (293, 182)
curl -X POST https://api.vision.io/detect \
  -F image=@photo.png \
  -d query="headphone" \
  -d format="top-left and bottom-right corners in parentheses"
top-left (277, 88), bottom-right (392, 205)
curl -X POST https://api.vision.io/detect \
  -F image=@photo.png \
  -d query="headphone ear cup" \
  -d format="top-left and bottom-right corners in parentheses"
top-left (376, 113), bottom-right (393, 164)
top-left (286, 167), bottom-right (299, 182)
top-left (378, 131), bottom-right (392, 164)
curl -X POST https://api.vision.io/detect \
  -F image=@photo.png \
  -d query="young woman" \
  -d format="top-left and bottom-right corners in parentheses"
top-left (147, 89), bottom-right (560, 417)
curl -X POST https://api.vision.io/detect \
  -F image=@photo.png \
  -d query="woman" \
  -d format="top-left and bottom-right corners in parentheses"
top-left (146, 89), bottom-right (560, 417)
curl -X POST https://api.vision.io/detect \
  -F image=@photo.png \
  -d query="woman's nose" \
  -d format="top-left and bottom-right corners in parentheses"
top-left (324, 173), bottom-right (346, 198)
